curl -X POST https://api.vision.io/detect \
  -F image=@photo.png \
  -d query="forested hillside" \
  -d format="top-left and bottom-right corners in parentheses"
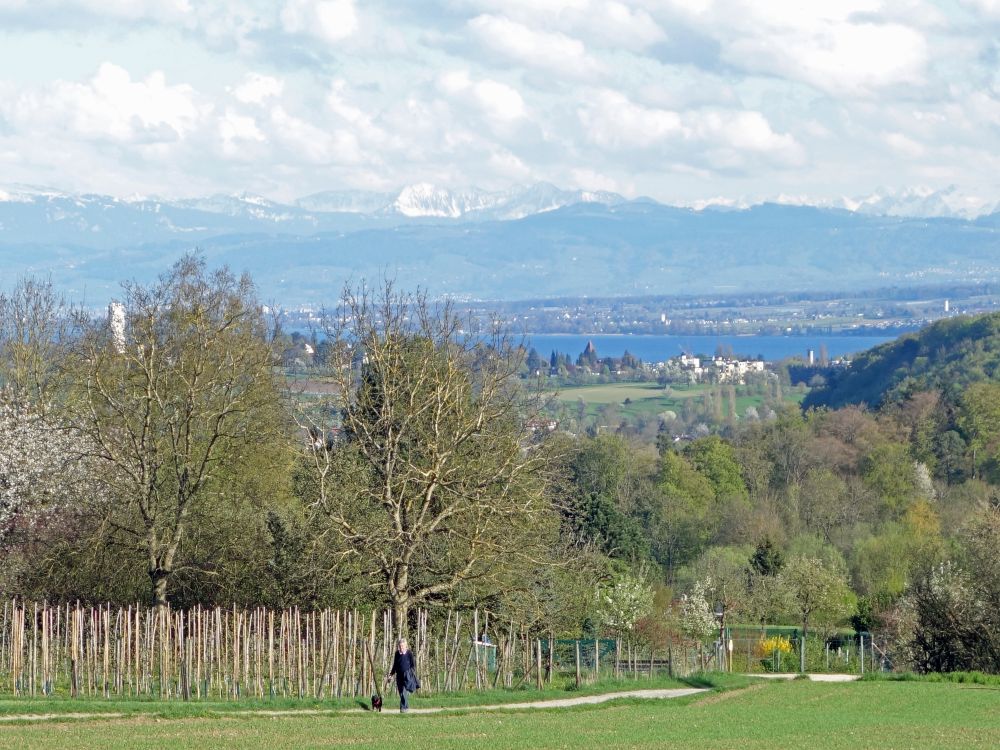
top-left (804, 312), bottom-right (1000, 409)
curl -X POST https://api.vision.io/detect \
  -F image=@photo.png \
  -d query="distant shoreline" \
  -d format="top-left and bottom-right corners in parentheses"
top-left (524, 331), bottom-right (884, 337)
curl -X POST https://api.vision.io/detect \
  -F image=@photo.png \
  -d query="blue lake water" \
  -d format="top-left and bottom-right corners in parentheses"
top-left (526, 334), bottom-right (895, 363)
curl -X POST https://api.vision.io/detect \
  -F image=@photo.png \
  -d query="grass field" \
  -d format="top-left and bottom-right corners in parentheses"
top-left (0, 674), bottom-right (715, 719)
top-left (1, 677), bottom-right (997, 749)
top-left (552, 382), bottom-right (805, 421)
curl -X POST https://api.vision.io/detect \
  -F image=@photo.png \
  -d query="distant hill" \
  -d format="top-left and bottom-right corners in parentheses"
top-left (1, 184), bottom-right (999, 304)
top-left (803, 312), bottom-right (1000, 409)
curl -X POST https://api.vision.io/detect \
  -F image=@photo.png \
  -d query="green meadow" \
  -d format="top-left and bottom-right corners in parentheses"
top-left (1, 677), bottom-right (996, 749)
top-left (552, 382), bottom-right (804, 421)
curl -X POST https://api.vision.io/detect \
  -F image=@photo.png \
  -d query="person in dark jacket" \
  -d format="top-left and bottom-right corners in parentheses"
top-left (385, 638), bottom-right (418, 712)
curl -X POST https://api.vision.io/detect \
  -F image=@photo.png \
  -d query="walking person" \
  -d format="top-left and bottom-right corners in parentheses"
top-left (385, 638), bottom-right (419, 713)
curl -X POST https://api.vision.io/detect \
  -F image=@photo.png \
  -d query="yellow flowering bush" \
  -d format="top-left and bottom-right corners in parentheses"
top-left (755, 635), bottom-right (793, 657)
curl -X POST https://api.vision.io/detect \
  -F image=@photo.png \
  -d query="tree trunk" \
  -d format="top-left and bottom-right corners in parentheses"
top-left (392, 598), bottom-right (409, 640)
top-left (800, 620), bottom-right (808, 673)
top-left (150, 568), bottom-right (170, 614)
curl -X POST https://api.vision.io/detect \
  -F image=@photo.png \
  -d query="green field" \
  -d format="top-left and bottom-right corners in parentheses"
top-left (552, 382), bottom-right (804, 421)
top-left (1, 678), bottom-right (997, 749)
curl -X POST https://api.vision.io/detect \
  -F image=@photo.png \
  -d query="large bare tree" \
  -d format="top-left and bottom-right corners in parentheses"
top-left (305, 284), bottom-right (557, 633)
top-left (65, 256), bottom-right (281, 610)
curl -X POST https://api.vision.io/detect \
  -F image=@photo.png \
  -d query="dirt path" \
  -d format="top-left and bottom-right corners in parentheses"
top-left (0, 712), bottom-right (127, 723)
top-left (0, 688), bottom-right (708, 723)
top-left (748, 673), bottom-right (860, 682)
top-left (401, 687), bottom-right (708, 714)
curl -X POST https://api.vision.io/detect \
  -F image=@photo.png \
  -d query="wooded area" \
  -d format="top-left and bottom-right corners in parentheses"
top-left (0, 256), bottom-right (997, 682)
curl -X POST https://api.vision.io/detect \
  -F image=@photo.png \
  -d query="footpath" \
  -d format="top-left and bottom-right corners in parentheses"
top-left (0, 675), bottom-right (860, 722)
top-left (0, 688), bottom-right (708, 723)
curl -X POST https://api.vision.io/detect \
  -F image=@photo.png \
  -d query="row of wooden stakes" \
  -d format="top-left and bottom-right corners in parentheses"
top-left (0, 601), bottom-right (595, 700)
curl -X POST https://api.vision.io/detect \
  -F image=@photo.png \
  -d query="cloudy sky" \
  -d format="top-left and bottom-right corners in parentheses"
top-left (0, 0), bottom-right (998, 207)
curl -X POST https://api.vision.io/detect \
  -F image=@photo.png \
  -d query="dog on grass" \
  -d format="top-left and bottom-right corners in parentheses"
top-left (371, 693), bottom-right (383, 712)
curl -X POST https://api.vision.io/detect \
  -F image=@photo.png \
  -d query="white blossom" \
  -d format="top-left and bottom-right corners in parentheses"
top-left (914, 461), bottom-right (936, 501)
top-left (679, 577), bottom-right (718, 641)
top-left (0, 391), bottom-right (100, 548)
top-left (599, 571), bottom-right (654, 635)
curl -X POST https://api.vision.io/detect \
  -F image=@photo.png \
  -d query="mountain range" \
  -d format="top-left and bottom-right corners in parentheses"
top-left (1, 182), bottom-right (998, 304)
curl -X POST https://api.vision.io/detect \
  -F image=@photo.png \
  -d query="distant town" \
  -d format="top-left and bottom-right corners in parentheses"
top-left (277, 281), bottom-right (999, 341)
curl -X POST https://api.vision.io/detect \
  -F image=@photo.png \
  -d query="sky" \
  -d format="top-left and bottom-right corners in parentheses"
top-left (0, 0), bottom-right (998, 209)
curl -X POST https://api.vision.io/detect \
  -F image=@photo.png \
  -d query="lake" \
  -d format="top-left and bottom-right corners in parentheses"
top-left (525, 333), bottom-right (895, 363)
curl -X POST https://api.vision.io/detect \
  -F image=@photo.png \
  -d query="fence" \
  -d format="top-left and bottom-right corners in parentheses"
top-left (0, 601), bottom-right (670, 701)
top-left (0, 601), bottom-right (531, 700)
top-left (713, 627), bottom-right (889, 674)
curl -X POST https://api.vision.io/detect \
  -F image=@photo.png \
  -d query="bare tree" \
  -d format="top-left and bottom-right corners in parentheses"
top-left (0, 276), bottom-right (75, 410)
top-left (65, 256), bottom-right (281, 610)
top-left (305, 283), bottom-right (556, 634)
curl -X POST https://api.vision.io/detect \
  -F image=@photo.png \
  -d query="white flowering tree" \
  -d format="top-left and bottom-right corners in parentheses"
top-left (599, 569), bottom-right (655, 672)
top-left (679, 577), bottom-right (717, 642)
top-left (0, 392), bottom-right (98, 551)
top-left (600, 570), bottom-right (655, 637)
top-left (677, 577), bottom-right (719, 671)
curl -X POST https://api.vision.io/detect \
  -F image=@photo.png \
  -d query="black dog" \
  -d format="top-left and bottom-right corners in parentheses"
top-left (371, 694), bottom-right (383, 712)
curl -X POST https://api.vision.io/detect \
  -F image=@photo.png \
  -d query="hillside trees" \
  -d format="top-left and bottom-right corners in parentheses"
top-left (903, 504), bottom-right (1000, 672)
top-left (305, 284), bottom-right (559, 634)
top-left (62, 256), bottom-right (284, 610)
top-left (957, 382), bottom-right (1000, 481)
top-left (565, 435), bottom-right (651, 560)
top-left (657, 449), bottom-right (716, 578)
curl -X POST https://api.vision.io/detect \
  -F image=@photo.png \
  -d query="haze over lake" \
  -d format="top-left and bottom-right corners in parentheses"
top-left (526, 334), bottom-right (895, 363)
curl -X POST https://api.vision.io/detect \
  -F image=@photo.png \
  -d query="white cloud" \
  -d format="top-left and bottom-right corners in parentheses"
top-left (578, 90), bottom-right (804, 170)
top-left (9, 62), bottom-right (204, 143)
top-left (280, 0), bottom-right (358, 43)
top-left (653, 2), bottom-right (928, 95)
top-left (268, 105), bottom-right (362, 164)
top-left (885, 132), bottom-right (925, 157)
top-left (0, 0), bottom-right (998, 205)
top-left (219, 108), bottom-right (264, 156)
top-left (0, 0), bottom-right (192, 25)
top-left (487, 149), bottom-right (531, 179)
top-left (959, 0), bottom-right (1000, 19)
top-left (232, 73), bottom-right (284, 105)
top-left (580, 90), bottom-right (682, 149)
top-left (730, 21), bottom-right (927, 94)
top-left (457, 1), bottom-right (664, 50)
top-left (473, 79), bottom-right (526, 122)
top-left (467, 14), bottom-right (601, 77)
top-left (569, 167), bottom-right (622, 193)
top-left (438, 71), bottom-right (526, 123)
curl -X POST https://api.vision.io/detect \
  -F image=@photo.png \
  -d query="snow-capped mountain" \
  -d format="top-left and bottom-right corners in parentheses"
top-left (296, 182), bottom-right (627, 220)
top-left (172, 193), bottom-right (306, 222)
top-left (296, 190), bottom-right (395, 214)
top-left (2, 182), bottom-right (999, 306)
top-left (0, 181), bottom-right (631, 249)
top-left (839, 186), bottom-right (999, 220)
top-left (385, 182), bottom-right (627, 219)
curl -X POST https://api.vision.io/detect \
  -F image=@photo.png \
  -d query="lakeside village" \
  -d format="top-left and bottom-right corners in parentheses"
top-left (524, 339), bottom-right (843, 385)
top-left (281, 330), bottom-right (842, 387)
top-left (514, 339), bottom-right (847, 441)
